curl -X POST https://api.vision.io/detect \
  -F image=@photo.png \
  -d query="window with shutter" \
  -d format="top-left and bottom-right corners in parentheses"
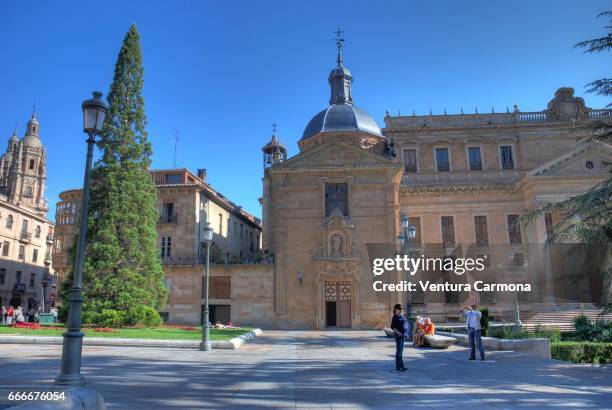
top-left (441, 216), bottom-right (455, 247)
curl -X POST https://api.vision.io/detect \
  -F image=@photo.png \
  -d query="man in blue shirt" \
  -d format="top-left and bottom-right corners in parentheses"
top-left (390, 303), bottom-right (407, 371)
top-left (463, 304), bottom-right (485, 361)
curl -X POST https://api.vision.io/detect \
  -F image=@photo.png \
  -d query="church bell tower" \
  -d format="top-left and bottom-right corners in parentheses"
top-left (1, 112), bottom-right (48, 215)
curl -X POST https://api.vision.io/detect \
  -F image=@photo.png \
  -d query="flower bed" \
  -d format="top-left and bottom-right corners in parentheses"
top-left (10, 322), bottom-right (41, 330)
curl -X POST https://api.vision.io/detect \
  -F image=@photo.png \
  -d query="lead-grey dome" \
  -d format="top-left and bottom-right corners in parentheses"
top-left (301, 103), bottom-right (383, 140)
top-left (301, 42), bottom-right (383, 141)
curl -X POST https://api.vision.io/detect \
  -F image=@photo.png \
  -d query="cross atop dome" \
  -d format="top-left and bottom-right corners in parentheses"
top-left (334, 28), bottom-right (344, 66)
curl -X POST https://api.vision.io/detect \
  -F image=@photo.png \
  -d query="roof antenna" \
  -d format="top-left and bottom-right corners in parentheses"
top-left (172, 129), bottom-right (179, 169)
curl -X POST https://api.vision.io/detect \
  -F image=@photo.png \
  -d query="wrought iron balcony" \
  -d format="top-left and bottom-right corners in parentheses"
top-left (20, 231), bottom-right (32, 242)
top-left (14, 283), bottom-right (26, 293)
top-left (46, 234), bottom-right (54, 243)
top-left (158, 213), bottom-right (178, 224)
top-left (160, 252), bottom-right (204, 266)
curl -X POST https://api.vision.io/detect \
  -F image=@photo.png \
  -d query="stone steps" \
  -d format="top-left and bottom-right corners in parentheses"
top-left (521, 308), bottom-right (611, 331)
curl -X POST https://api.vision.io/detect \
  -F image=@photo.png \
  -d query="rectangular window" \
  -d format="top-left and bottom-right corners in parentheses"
top-left (32, 248), bottom-right (38, 263)
top-left (507, 215), bottom-right (522, 244)
top-left (403, 149), bottom-right (417, 173)
top-left (468, 147), bottom-right (482, 170)
top-left (500, 146), bottom-right (514, 169)
top-left (21, 219), bottom-right (28, 234)
top-left (18, 245), bottom-right (25, 260)
top-left (165, 174), bottom-right (182, 184)
top-left (325, 183), bottom-right (349, 217)
top-left (227, 218), bottom-right (230, 235)
top-left (240, 224), bottom-right (243, 239)
top-left (441, 216), bottom-right (455, 247)
top-left (15, 271), bottom-right (21, 284)
top-left (219, 214), bottom-right (223, 235)
top-left (161, 236), bottom-right (172, 258)
top-left (474, 216), bottom-right (488, 246)
top-left (234, 222), bottom-right (237, 237)
top-left (29, 273), bottom-right (35, 287)
top-left (29, 159), bottom-right (35, 170)
top-left (408, 217), bottom-right (422, 245)
top-left (0, 268), bottom-right (5, 284)
top-left (512, 252), bottom-right (525, 267)
top-left (545, 213), bottom-right (554, 239)
top-left (435, 148), bottom-right (450, 171)
top-left (162, 203), bottom-right (174, 222)
top-left (3, 241), bottom-right (9, 257)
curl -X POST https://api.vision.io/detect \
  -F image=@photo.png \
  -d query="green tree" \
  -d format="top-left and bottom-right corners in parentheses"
top-left (522, 12), bottom-right (612, 311)
top-left (77, 24), bottom-right (167, 320)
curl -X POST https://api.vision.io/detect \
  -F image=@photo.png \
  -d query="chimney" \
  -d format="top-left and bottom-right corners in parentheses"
top-left (197, 168), bottom-right (206, 182)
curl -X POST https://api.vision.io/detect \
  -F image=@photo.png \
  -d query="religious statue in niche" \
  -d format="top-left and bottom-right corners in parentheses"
top-left (331, 234), bottom-right (344, 257)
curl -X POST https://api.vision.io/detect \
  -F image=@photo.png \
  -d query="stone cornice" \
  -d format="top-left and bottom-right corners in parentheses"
top-left (384, 121), bottom-right (585, 134)
top-left (267, 163), bottom-right (403, 175)
top-left (400, 183), bottom-right (516, 195)
top-left (0, 198), bottom-right (53, 224)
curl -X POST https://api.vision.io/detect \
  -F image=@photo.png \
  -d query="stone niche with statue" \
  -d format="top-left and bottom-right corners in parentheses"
top-left (312, 206), bottom-right (362, 329)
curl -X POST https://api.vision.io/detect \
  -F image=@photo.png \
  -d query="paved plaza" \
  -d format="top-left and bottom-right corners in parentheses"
top-left (0, 331), bottom-right (610, 409)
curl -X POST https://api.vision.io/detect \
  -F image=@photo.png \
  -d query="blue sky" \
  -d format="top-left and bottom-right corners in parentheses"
top-left (0, 1), bottom-right (609, 221)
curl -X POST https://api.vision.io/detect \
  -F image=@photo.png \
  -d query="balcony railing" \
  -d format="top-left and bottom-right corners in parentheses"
top-left (386, 108), bottom-right (612, 129)
top-left (20, 231), bottom-right (32, 242)
top-left (46, 234), bottom-right (54, 243)
top-left (158, 213), bottom-right (178, 224)
top-left (160, 253), bottom-right (204, 266)
top-left (14, 283), bottom-right (26, 293)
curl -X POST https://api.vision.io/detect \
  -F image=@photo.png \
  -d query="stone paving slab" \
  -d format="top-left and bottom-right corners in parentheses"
top-left (0, 330), bottom-right (610, 409)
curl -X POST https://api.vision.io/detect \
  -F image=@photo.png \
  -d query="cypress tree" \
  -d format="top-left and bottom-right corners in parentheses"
top-left (77, 24), bottom-right (167, 320)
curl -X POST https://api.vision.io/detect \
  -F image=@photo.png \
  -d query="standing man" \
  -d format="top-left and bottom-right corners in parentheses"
top-left (463, 304), bottom-right (485, 361)
top-left (390, 304), bottom-right (407, 371)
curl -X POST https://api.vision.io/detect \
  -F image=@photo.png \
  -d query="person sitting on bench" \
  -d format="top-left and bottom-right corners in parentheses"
top-left (413, 316), bottom-right (426, 347)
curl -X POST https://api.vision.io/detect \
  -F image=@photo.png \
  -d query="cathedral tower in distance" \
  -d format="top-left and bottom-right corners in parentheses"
top-left (0, 112), bottom-right (48, 216)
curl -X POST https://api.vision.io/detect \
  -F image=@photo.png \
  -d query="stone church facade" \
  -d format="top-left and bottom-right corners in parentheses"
top-left (52, 45), bottom-right (612, 330)
top-left (260, 47), bottom-right (612, 328)
top-left (0, 113), bottom-right (55, 311)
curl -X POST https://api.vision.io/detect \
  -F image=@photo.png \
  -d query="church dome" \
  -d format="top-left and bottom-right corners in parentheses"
top-left (301, 39), bottom-right (382, 141)
top-left (22, 134), bottom-right (42, 148)
top-left (22, 112), bottom-right (42, 148)
top-left (301, 104), bottom-right (382, 140)
top-left (329, 65), bottom-right (351, 79)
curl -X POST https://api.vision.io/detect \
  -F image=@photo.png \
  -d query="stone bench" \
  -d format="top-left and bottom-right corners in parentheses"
top-left (436, 331), bottom-right (551, 358)
top-left (424, 334), bottom-right (456, 349)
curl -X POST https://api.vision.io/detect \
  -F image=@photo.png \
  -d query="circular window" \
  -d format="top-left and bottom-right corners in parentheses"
top-left (585, 161), bottom-right (594, 170)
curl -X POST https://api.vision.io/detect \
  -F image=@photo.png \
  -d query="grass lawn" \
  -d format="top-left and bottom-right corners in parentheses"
top-left (0, 324), bottom-right (253, 341)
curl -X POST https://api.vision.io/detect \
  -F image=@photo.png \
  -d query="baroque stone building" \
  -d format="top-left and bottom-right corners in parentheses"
top-left (260, 46), bottom-right (612, 328)
top-left (53, 168), bottom-right (263, 324)
top-left (0, 113), bottom-right (55, 311)
top-left (52, 47), bottom-right (612, 329)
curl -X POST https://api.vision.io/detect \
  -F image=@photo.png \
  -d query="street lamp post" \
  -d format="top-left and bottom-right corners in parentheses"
top-left (55, 91), bottom-right (108, 386)
top-left (398, 214), bottom-right (417, 333)
top-left (201, 222), bottom-right (214, 351)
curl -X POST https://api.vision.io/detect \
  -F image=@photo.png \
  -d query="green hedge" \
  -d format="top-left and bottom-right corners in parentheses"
top-left (551, 342), bottom-right (612, 364)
